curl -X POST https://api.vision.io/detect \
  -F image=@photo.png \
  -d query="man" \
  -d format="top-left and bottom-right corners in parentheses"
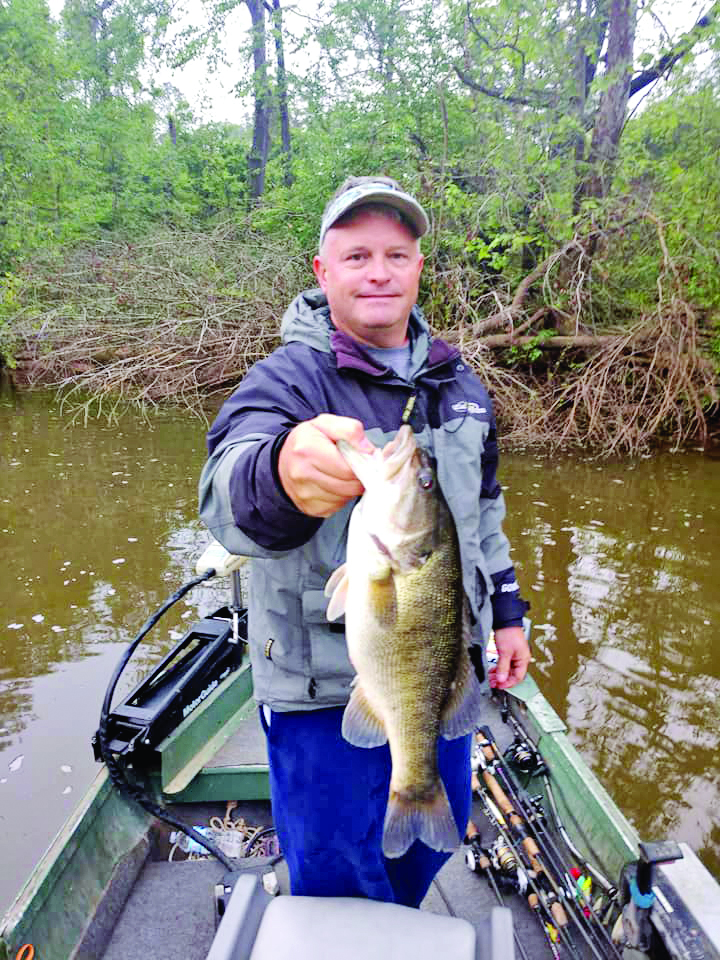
top-left (199, 175), bottom-right (530, 906)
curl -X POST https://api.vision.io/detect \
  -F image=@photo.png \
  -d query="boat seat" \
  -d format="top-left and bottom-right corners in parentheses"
top-left (206, 874), bottom-right (514, 960)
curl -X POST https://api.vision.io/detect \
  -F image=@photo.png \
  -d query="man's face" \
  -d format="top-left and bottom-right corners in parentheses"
top-left (312, 209), bottom-right (424, 348)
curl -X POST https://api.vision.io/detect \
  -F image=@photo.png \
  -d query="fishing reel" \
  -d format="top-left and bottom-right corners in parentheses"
top-left (464, 834), bottom-right (525, 894)
top-left (504, 736), bottom-right (546, 778)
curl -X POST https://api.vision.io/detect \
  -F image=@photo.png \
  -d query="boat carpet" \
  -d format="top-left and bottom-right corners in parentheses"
top-left (101, 859), bottom-right (225, 960)
top-left (100, 842), bottom-right (596, 960)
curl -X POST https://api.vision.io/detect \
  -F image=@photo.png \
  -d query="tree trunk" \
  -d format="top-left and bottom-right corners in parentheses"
top-left (271, 0), bottom-right (293, 187)
top-left (245, 0), bottom-right (271, 202)
top-left (575, 0), bottom-right (637, 203)
top-left (570, 0), bottom-right (610, 214)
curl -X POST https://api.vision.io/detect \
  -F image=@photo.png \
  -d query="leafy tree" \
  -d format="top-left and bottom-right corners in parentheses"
top-left (0, 0), bottom-right (71, 266)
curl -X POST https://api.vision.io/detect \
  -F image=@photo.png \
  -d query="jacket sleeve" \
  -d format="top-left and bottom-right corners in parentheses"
top-left (478, 418), bottom-right (529, 630)
top-left (198, 346), bottom-right (324, 556)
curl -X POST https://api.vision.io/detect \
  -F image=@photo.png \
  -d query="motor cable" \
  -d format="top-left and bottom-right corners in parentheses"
top-left (96, 568), bottom-right (237, 872)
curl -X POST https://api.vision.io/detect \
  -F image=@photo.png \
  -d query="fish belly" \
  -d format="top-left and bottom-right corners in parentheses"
top-left (344, 539), bottom-right (466, 857)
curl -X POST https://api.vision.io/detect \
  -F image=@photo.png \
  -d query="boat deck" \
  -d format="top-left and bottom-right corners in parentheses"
top-left (100, 699), bottom-right (605, 960)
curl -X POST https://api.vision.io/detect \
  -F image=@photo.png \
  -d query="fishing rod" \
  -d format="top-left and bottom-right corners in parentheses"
top-left (473, 747), bottom-right (571, 923)
top-left (465, 819), bottom-right (533, 960)
top-left (473, 776), bottom-right (564, 959)
top-left (501, 700), bottom-right (618, 903)
top-left (495, 700), bottom-right (622, 926)
top-left (542, 775), bottom-right (620, 928)
top-left (474, 741), bottom-right (623, 960)
top-left (476, 726), bottom-right (621, 960)
top-left (476, 726), bottom-right (625, 960)
top-left (472, 750), bottom-right (584, 954)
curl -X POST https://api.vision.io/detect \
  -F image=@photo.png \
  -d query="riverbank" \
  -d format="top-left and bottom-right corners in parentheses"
top-left (1, 225), bottom-right (718, 454)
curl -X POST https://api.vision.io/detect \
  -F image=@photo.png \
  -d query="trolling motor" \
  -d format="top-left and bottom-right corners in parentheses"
top-left (92, 540), bottom-right (249, 762)
top-left (92, 538), bottom-right (251, 871)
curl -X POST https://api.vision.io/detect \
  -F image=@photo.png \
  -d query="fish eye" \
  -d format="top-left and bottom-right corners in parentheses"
top-left (417, 468), bottom-right (434, 491)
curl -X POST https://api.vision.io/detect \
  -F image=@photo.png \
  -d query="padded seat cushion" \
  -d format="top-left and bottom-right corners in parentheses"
top-left (249, 895), bottom-right (477, 960)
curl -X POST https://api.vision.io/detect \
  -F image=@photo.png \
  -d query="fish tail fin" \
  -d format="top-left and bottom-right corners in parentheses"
top-left (382, 780), bottom-right (459, 859)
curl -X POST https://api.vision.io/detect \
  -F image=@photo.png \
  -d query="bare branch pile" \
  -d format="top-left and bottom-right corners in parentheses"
top-left (11, 225), bottom-right (310, 421)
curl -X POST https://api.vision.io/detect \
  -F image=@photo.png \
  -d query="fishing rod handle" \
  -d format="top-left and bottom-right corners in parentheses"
top-left (549, 899), bottom-right (569, 926)
top-left (482, 768), bottom-right (516, 818)
top-left (466, 819), bottom-right (481, 840)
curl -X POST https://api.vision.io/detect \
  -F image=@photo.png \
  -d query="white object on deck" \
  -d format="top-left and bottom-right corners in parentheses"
top-left (206, 874), bottom-right (513, 960)
top-left (196, 539), bottom-right (249, 577)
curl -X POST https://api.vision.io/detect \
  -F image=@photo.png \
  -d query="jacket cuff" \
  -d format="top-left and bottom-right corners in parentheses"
top-left (490, 567), bottom-right (529, 629)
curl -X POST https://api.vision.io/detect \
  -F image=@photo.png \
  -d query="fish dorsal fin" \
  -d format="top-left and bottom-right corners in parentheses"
top-left (342, 678), bottom-right (388, 748)
top-left (325, 564), bottom-right (349, 621)
top-left (440, 604), bottom-right (485, 739)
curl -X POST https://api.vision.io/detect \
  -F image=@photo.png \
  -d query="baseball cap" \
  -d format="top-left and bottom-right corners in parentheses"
top-left (319, 176), bottom-right (430, 249)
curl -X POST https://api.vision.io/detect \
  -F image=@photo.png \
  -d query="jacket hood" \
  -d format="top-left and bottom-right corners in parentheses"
top-left (280, 288), bottom-right (433, 356)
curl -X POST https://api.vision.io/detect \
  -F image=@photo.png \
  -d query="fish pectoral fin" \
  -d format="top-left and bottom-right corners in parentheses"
top-left (341, 681), bottom-right (388, 748)
top-left (440, 642), bottom-right (485, 740)
top-left (325, 564), bottom-right (349, 621)
top-left (383, 780), bottom-right (460, 858)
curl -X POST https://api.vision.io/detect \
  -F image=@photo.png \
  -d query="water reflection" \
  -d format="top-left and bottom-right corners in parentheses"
top-left (0, 390), bottom-right (223, 912)
top-left (501, 453), bottom-right (720, 879)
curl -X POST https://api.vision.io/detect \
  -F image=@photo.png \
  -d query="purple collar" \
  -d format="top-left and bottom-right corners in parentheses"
top-left (330, 329), bottom-right (459, 377)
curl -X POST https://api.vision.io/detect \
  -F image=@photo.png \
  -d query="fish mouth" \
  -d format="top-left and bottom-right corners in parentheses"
top-left (337, 425), bottom-right (421, 490)
top-left (381, 425), bottom-right (416, 469)
top-left (370, 533), bottom-right (393, 561)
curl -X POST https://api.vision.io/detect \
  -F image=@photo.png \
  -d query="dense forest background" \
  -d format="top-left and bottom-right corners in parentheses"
top-left (1, 0), bottom-right (719, 452)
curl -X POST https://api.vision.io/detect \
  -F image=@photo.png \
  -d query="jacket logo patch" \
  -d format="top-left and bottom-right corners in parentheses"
top-left (451, 401), bottom-right (487, 415)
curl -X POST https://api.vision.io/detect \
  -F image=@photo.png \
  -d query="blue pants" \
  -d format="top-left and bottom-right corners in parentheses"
top-left (261, 706), bottom-right (472, 906)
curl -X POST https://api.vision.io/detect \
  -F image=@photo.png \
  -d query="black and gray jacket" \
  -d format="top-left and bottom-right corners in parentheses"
top-left (199, 290), bottom-right (526, 711)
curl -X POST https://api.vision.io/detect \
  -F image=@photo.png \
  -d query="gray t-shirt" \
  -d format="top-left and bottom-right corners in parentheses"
top-left (364, 343), bottom-right (412, 381)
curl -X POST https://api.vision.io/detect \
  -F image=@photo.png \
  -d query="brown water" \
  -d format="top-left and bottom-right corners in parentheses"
top-left (1, 390), bottom-right (719, 916)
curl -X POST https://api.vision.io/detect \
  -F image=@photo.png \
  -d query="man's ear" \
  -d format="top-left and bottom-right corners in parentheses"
top-left (312, 255), bottom-right (327, 291)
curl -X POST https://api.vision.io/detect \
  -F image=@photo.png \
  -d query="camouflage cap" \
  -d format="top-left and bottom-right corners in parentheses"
top-left (319, 176), bottom-right (430, 249)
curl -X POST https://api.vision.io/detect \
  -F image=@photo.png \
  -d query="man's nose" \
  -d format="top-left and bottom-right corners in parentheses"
top-left (366, 254), bottom-right (391, 282)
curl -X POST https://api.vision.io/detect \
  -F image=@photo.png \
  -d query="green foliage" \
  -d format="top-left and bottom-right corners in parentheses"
top-left (0, 0), bottom-right (718, 367)
top-left (506, 329), bottom-right (557, 365)
top-left (611, 78), bottom-right (720, 316)
top-left (0, 273), bottom-right (26, 365)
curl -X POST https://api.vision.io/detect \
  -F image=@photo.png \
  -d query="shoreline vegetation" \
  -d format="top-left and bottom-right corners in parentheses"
top-left (2, 211), bottom-right (718, 457)
top-left (1, 0), bottom-right (719, 455)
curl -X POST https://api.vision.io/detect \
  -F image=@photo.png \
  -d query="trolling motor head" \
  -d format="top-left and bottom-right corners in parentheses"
top-left (195, 539), bottom-right (249, 578)
top-left (196, 538), bottom-right (250, 645)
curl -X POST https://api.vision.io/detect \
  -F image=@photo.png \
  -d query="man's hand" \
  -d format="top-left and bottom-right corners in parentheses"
top-left (488, 626), bottom-right (532, 690)
top-left (278, 415), bottom-right (374, 517)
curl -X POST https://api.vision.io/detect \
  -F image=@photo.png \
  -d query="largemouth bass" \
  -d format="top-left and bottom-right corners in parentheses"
top-left (324, 425), bottom-right (484, 858)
